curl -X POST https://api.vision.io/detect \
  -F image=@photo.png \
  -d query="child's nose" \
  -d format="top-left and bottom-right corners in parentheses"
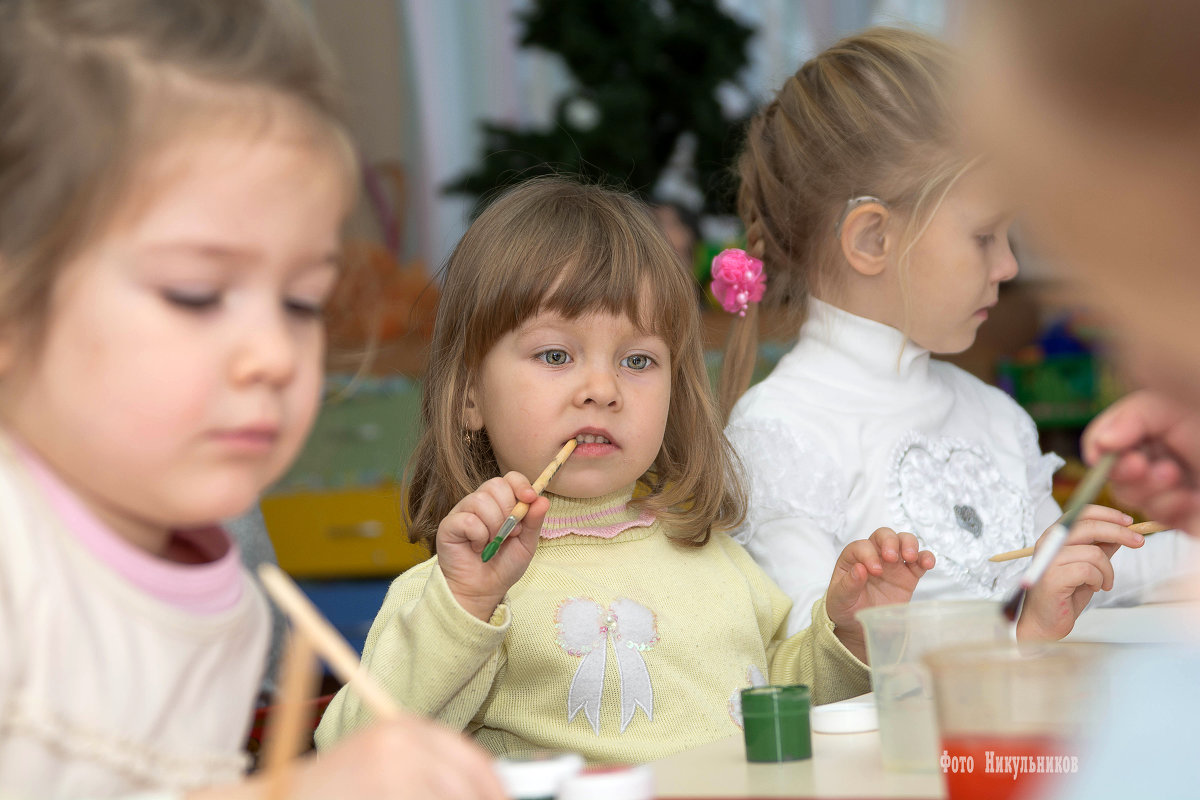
top-left (573, 365), bottom-right (621, 409)
top-left (231, 309), bottom-right (299, 387)
top-left (995, 240), bottom-right (1020, 283)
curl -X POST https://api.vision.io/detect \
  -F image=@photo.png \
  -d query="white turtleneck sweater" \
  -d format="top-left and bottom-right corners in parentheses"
top-left (727, 298), bottom-right (1198, 636)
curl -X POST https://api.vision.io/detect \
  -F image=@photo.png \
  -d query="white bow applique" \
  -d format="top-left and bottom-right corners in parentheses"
top-left (728, 664), bottom-right (767, 728)
top-left (555, 597), bottom-right (658, 734)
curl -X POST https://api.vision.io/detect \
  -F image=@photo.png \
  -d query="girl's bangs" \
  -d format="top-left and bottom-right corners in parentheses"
top-left (540, 246), bottom-right (689, 348)
top-left (464, 195), bottom-right (696, 366)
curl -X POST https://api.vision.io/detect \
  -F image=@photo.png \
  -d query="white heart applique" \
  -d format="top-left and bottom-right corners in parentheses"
top-left (888, 433), bottom-right (1032, 594)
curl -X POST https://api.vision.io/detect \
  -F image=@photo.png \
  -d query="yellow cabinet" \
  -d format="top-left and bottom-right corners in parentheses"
top-left (262, 484), bottom-right (430, 578)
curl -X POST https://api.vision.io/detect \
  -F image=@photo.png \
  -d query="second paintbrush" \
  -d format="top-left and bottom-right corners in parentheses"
top-left (481, 438), bottom-right (578, 563)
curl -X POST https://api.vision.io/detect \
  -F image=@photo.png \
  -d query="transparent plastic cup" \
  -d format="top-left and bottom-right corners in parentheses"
top-left (924, 641), bottom-right (1108, 800)
top-left (856, 600), bottom-right (1009, 772)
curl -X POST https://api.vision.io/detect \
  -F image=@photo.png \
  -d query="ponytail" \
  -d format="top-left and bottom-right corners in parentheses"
top-left (718, 302), bottom-right (759, 423)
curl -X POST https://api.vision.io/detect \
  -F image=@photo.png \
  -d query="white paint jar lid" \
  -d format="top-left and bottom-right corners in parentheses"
top-left (558, 764), bottom-right (654, 800)
top-left (810, 692), bottom-right (879, 734)
top-left (494, 752), bottom-right (584, 799)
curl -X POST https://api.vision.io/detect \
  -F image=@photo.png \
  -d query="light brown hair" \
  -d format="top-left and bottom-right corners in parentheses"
top-left (0, 0), bottom-right (354, 354)
top-left (985, 1), bottom-right (1200, 134)
top-left (406, 177), bottom-right (746, 549)
top-left (720, 26), bottom-right (966, 419)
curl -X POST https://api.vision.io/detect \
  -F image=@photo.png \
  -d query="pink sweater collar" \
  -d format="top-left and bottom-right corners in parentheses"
top-left (13, 438), bottom-right (244, 614)
top-left (540, 486), bottom-right (655, 540)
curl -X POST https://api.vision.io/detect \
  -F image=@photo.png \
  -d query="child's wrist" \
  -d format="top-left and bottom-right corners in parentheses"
top-left (446, 581), bottom-right (503, 622)
top-left (832, 621), bottom-right (868, 661)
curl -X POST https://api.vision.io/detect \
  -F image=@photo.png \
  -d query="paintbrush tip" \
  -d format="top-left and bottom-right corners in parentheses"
top-left (481, 539), bottom-right (500, 563)
top-left (1002, 588), bottom-right (1025, 622)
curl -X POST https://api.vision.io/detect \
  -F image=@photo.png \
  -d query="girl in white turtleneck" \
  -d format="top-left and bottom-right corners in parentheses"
top-left (721, 27), bottom-right (1196, 641)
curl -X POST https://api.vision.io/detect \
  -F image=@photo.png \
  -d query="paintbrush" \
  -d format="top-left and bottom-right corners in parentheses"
top-left (262, 631), bottom-right (318, 800)
top-left (258, 563), bottom-right (401, 722)
top-left (1002, 451), bottom-right (1118, 621)
top-left (481, 438), bottom-right (577, 563)
top-left (989, 520), bottom-right (1169, 562)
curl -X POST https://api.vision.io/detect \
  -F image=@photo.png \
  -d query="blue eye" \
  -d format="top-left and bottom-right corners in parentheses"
top-left (537, 349), bottom-right (571, 366)
top-left (621, 353), bottom-right (653, 371)
top-left (163, 290), bottom-right (220, 311)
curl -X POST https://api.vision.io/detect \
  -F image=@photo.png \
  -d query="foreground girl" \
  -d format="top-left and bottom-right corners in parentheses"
top-left (0, 1), bottom-right (502, 797)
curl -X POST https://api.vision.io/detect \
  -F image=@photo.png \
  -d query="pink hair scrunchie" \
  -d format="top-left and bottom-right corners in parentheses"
top-left (710, 248), bottom-right (766, 317)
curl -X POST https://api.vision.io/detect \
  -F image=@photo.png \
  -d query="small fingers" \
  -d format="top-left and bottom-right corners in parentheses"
top-left (501, 470), bottom-right (539, 506)
top-left (1052, 544), bottom-right (1116, 592)
top-left (867, 527), bottom-right (900, 564)
top-left (476, 476), bottom-right (520, 521)
top-left (1064, 518), bottom-right (1144, 550)
top-left (1054, 560), bottom-right (1107, 594)
top-left (840, 539), bottom-right (885, 576)
top-left (907, 549), bottom-right (937, 578)
top-left (1074, 504), bottom-right (1134, 526)
top-left (897, 531), bottom-right (922, 562)
top-left (519, 495), bottom-right (551, 535)
top-left (443, 511), bottom-right (492, 552)
top-left (837, 561), bottom-right (869, 590)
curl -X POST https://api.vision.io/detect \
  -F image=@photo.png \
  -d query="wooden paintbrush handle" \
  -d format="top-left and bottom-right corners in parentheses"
top-left (534, 439), bottom-right (577, 493)
top-left (992, 522), bottom-right (1170, 562)
top-left (512, 439), bottom-right (578, 522)
top-left (258, 563), bottom-right (401, 721)
top-left (989, 521), bottom-right (1170, 562)
top-left (263, 632), bottom-right (318, 800)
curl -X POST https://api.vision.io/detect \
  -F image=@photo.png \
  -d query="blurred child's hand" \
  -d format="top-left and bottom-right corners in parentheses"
top-left (1083, 390), bottom-right (1200, 533)
top-left (437, 472), bottom-right (549, 621)
top-left (1017, 504), bottom-right (1144, 640)
top-left (825, 528), bottom-right (936, 662)
top-left (192, 717), bottom-right (507, 800)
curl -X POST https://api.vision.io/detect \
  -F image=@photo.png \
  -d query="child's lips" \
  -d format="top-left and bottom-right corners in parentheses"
top-left (211, 425), bottom-right (279, 454)
top-left (569, 429), bottom-right (618, 455)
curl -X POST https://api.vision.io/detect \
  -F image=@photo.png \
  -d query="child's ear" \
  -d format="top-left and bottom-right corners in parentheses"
top-left (839, 202), bottom-right (893, 277)
top-left (462, 382), bottom-right (484, 431)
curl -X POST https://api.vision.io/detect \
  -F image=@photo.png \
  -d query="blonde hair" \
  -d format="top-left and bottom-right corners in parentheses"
top-left (0, 0), bottom-right (354, 353)
top-left (720, 26), bottom-right (967, 419)
top-left (406, 178), bottom-right (746, 549)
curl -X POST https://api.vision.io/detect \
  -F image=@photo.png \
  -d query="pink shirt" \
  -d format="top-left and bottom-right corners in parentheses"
top-left (17, 444), bottom-right (243, 614)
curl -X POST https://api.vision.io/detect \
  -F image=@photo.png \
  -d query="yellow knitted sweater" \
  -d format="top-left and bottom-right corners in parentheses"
top-left (315, 488), bottom-right (870, 763)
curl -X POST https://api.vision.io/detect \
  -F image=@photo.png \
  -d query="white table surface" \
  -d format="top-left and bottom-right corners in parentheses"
top-left (1063, 601), bottom-right (1199, 643)
top-left (652, 727), bottom-right (943, 799)
top-left (652, 602), bottom-right (1200, 799)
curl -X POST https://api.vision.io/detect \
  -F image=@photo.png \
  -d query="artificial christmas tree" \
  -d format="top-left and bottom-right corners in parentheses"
top-left (447, 0), bottom-right (756, 216)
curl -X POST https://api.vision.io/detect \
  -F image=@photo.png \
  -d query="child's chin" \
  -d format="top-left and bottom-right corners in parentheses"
top-left (927, 330), bottom-right (979, 356)
top-left (553, 477), bottom-right (627, 500)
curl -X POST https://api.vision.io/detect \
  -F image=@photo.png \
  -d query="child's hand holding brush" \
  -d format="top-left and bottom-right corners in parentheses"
top-left (1015, 504), bottom-right (1148, 641)
top-left (438, 471), bottom-right (551, 621)
top-left (439, 439), bottom-right (576, 621)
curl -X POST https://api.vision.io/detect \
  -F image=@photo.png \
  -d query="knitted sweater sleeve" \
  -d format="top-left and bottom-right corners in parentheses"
top-left (314, 558), bottom-right (509, 748)
top-left (715, 536), bottom-right (870, 705)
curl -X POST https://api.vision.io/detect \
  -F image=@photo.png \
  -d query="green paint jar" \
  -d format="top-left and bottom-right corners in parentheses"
top-left (741, 684), bottom-right (813, 762)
